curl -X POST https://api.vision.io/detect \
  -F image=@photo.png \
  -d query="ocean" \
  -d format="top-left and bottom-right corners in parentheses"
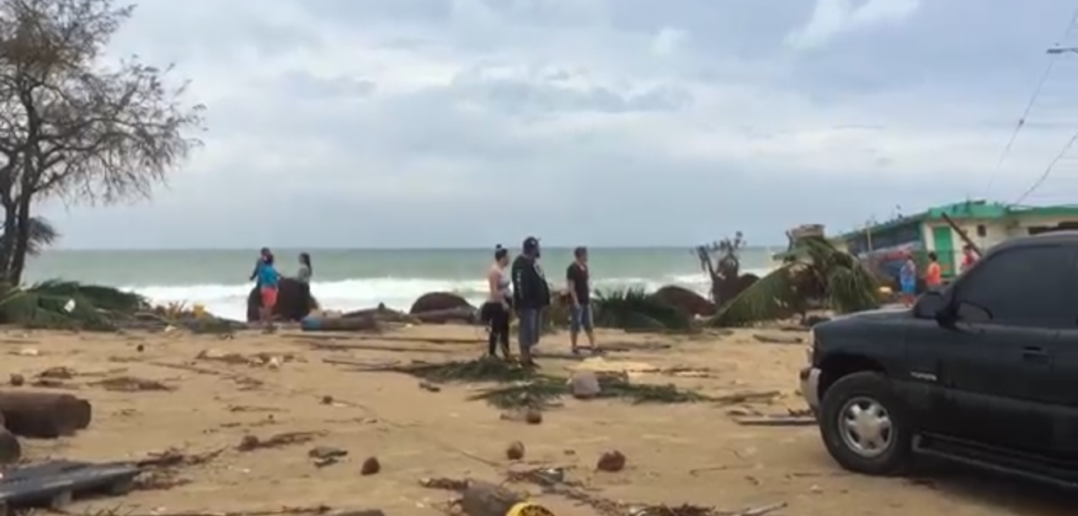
top-left (22, 247), bottom-right (781, 321)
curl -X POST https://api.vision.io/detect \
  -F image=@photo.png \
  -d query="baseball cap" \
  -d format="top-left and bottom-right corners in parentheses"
top-left (523, 236), bottom-right (540, 251)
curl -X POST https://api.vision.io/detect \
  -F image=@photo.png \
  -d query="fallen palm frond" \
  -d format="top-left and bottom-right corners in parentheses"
top-left (0, 280), bottom-right (148, 331)
top-left (470, 373), bottom-right (713, 409)
top-left (708, 236), bottom-right (878, 327)
top-left (593, 287), bottom-right (694, 332)
top-left (388, 357), bottom-right (538, 383)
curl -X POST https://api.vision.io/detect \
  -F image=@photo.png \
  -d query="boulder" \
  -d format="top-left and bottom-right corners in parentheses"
top-left (247, 278), bottom-right (317, 322)
top-left (652, 285), bottom-right (716, 316)
top-left (409, 292), bottom-right (473, 314)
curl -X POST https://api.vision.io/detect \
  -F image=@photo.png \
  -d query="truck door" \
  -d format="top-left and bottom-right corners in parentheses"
top-left (908, 243), bottom-right (1074, 455)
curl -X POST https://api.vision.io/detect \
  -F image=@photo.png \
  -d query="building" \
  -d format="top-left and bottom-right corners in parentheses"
top-left (834, 200), bottom-right (1078, 279)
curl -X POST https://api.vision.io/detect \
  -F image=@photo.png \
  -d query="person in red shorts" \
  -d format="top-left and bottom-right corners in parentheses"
top-left (254, 252), bottom-right (281, 332)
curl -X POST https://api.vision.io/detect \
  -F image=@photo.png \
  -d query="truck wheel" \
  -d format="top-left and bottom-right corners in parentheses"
top-left (819, 371), bottom-right (912, 475)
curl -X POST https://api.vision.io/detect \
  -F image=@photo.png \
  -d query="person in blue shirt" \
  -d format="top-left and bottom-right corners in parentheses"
top-left (255, 252), bottom-right (280, 332)
top-left (898, 252), bottom-right (917, 307)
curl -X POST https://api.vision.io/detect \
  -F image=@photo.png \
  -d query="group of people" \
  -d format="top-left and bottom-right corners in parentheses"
top-left (898, 244), bottom-right (978, 305)
top-left (249, 248), bottom-right (314, 331)
top-left (480, 237), bottom-right (597, 367)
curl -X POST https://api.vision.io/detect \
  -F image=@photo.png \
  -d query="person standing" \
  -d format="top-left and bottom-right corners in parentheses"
top-left (296, 252), bottom-right (313, 284)
top-left (924, 252), bottom-right (942, 290)
top-left (898, 252), bottom-right (917, 306)
top-left (511, 236), bottom-right (550, 367)
top-left (481, 245), bottom-right (512, 359)
top-left (960, 244), bottom-right (978, 272)
top-left (255, 253), bottom-right (281, 332)
top-left (566, 246), bottom-right (597, 354)
top-left (249, 247), bottom-right (271, 282)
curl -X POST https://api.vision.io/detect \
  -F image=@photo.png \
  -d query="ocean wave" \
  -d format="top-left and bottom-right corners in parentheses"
top-left (124, 268), bottom-right (775, 322)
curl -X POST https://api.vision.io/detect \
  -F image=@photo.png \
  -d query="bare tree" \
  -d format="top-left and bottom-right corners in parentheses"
top-left (0, 0), bottom-right (203, 283)
top-left (694, 231), bottom-right (749, 306)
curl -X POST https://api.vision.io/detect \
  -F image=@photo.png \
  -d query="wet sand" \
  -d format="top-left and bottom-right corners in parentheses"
top-left (0, 324), bottom-right (1070, 516)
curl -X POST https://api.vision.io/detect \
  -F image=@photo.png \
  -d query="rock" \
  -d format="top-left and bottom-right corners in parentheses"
top-left (9, 374), bottom-right (24, 387)
top-left (418, 381), bottom-right (441, 393)
top-left (409, 292), bottom-right (473, 314)
top-left (309, 446), bottom-right (348, 460)
top-left (360, 456), bottom-right (381, 475)
top-left (246, 277), bottom-right (317, 322)
top-left (321, 395), bottom-right (334, 405)
top-left (569, 371), bottom-right (601, 399)
top-left (596, 450), bottom-right (626, 472)
top-left (505, 441), bottom-right (525, 460)
top-left (524, 408), bottom-right (542, 425)
top-left (136, 344), bottom-right (144, 352)
top-left (652, 285), bottom-right (716, 316)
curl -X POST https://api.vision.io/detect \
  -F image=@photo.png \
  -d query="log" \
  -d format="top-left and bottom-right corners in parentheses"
top-left (0, 428), bottom-right (20, 464)
top-left (412, 307), bottom-right (477, 325)
top-left (0, 391), bottom-right (92, 438)
top-left (342, 304), bottom-right (419, 323)
top-left (301, 315), bottom-right (381, 333)
top-left (752, 333), bottom-right (803, 345)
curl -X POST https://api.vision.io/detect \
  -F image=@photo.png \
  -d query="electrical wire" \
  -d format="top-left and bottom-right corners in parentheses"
top-left (1012, 127), bottom-right (1078, 205)
top-left (983, 6), bottom-right (1078, 197)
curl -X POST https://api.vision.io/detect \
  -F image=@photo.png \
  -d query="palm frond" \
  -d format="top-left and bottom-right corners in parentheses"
top-left (708, 263), bottom-right (796, 327)
top-left (593, 287), bottom-right (693, 331)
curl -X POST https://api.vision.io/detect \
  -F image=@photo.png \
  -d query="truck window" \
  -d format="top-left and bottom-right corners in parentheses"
top-left (952, 245), bottom-right (1075, 328)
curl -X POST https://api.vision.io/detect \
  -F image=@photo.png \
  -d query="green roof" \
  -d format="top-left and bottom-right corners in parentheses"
top-left (836, 200), bottom-right (1078, 241)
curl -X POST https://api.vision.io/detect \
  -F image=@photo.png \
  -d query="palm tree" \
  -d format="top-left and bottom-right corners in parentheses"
top-left (708, 236), bottom-right (879, 327)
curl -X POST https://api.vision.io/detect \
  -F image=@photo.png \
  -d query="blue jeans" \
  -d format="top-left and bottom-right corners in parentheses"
top-left (570, 304), bottom-right (593, 333)
top-left (517, 308), bottom-right (542, 352)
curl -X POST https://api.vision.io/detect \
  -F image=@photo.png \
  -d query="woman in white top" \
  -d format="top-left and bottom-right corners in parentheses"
top-left (480, 245), bottom-right (512, 358)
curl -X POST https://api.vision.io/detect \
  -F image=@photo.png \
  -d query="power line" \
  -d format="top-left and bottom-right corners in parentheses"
top-left (983, 6), bottom-right (1078, 197)
top-left (1012, 127), bottom-right (1078, 205)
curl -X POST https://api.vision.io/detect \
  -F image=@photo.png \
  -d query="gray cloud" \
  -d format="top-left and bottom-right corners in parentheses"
top-left (39, 0), bottom-right (1078, 248)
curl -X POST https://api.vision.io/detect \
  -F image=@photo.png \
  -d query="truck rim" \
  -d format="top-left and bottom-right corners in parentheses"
top-left (838, 396), bottom-right (893, 458)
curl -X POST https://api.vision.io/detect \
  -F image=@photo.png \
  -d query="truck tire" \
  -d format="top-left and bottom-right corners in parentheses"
top-left (819, 371), bottom-right (912, 476)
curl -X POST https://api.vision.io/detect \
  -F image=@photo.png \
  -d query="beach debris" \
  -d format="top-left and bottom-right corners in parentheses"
top-left (731, 415), bottom-right (816, 427)
top-left (0, 391), bottom-right (92, 438)
top-left (39, 366), bottom-right (75, 379)
top-left (90, 376), bottom-right (173, 392)
top-left (596, 450), bottom-right (626, 472)
top-left (418, 380), bottom-right (441, 392)
top-left (309, 446), bottom-right (348, 460)
top-left (569, 370), bottom-right (601, 398)
top-left (731, 501), bottom-right (788, 516)
top-left (8, 374), bottom-right (24, 386)
top-left (236, 431), bottom-right (323, 452)
top-left (505, 441), bottom-right (525, 460)
top-left (498, 407), bottom-right (543, 424)
top-left (751, 333), bottom-right (803, 345)
top-left (419, 476), bottom-right (469, 491)
top-left (16, 347), bottom-right (39, 357)
top-left (461, 481), bottom-right (552, 516)
top-left (321, 395), bottom-right (334, 405)
top-left (714, 390), bottom-right (781, 406)
top-left (360, 456), bottom-right (381, 475)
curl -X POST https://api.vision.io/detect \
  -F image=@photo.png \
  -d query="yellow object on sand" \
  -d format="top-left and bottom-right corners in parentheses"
top-left (506, 501), bottom-right (555, 516)
top-left (878, 286), bottom-right (893, 295)
top-left (192, 303), bottom-right (206, 318)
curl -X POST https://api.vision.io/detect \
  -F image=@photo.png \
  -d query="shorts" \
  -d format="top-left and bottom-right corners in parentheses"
top-left (570, 304), bottom-right (593, 333)
top-left (900, 279), bottom-right (916, 295)
top-left (517, 308), bottom-right (542, 351)
top-left (260, 287), bottom-right (279, 308)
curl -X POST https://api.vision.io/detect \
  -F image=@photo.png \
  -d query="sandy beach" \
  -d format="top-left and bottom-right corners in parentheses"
top-left (0, 324), bottom-right (1069, 516)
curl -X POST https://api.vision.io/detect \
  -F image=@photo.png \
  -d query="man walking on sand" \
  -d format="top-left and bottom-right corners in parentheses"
top-left (512, 236), bottom-right (550, 367)
top-left (566, 246), bottom-right (597, 354)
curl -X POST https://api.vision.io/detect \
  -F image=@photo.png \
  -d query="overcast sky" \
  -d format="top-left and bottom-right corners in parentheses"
top-left (38, 0), bottom-right (1078, 249)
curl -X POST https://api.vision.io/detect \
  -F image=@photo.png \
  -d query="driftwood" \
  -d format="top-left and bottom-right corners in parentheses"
top-left (412, 307), bottom-right (477, 325)
top-left (752, 334), bottom-right (803, 345)
top-left (0, 390), bottom-right (92, 438)
top-left (285, 334), bottom-right (484, 345)
top-left (0, 427), bottom-right (20, 464)
top-left (731, 415), bottom-right (816, 427)
top-left (342, 305), bottom-right (420, 324)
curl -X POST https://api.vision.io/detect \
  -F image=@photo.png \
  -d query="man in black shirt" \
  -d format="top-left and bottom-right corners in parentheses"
top-left (566, 246), bottom-right (596, 353)
top-left (511, 236), bottom-right (550, 366)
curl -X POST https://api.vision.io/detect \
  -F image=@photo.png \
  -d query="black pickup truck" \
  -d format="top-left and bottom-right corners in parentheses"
top-left (800, 231), bottom-right (1078, 486)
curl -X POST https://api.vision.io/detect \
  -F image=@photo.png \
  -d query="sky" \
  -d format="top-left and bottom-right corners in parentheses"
top-left (36, 0), bottom-right (1078, 249)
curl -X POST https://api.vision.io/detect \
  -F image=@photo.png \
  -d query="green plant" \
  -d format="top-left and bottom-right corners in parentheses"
top-left (592, 287), bottom-right (693, 331)
top-left (0, 280), bottom-right (147, 331)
